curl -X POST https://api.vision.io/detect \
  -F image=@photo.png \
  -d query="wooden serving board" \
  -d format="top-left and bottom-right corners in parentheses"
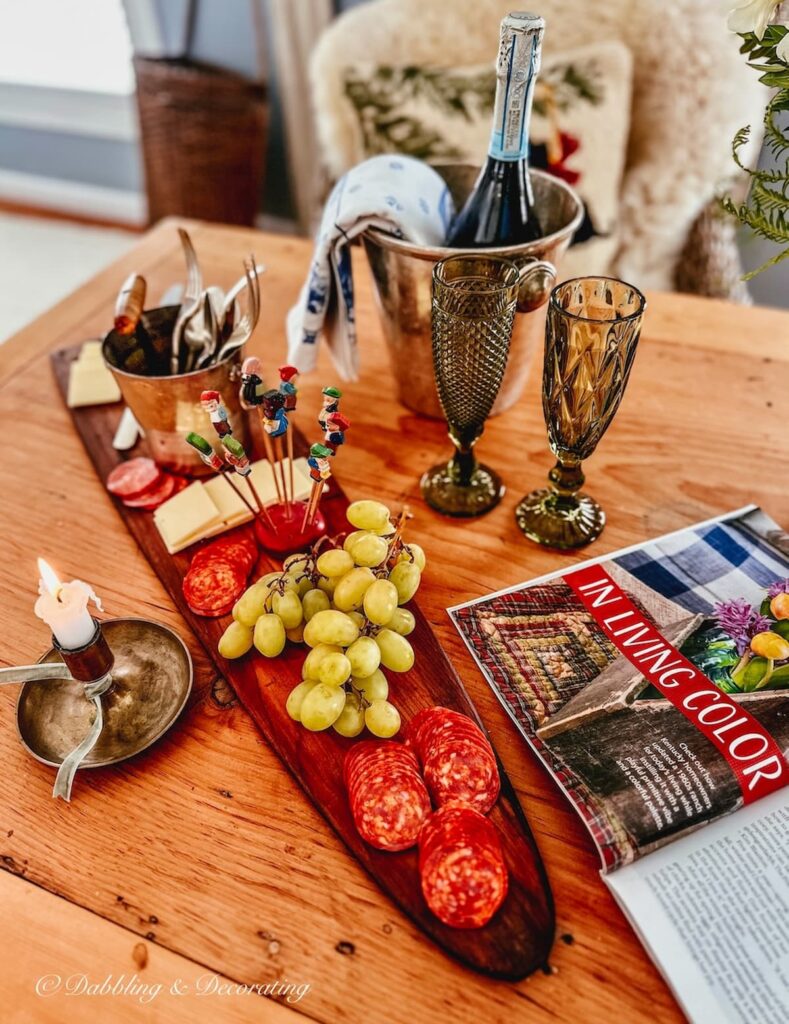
top-left (52, 345), bottom-right (554, 980)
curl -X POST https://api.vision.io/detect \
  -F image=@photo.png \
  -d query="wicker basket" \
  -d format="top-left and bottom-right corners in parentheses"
top-left (133, 57), bottom-right (268, 226)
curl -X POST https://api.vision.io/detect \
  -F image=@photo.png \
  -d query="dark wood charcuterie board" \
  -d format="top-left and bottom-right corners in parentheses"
top-left (52, 344), bottom-right (554, 980)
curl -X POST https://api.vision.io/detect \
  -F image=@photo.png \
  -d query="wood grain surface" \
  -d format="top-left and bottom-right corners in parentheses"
top-left (51, 344), bottom-right (554, 980)
top-left (1, 218), bottom-right (788, 1024)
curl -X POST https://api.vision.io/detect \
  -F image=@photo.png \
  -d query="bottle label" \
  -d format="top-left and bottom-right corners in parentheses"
top-left (489, 15), bottom-right (543, 162)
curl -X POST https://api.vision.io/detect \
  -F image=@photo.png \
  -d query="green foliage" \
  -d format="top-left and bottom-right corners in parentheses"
top-left (722, 25), bottom-right (789, 279)
top-left (343, 59), bottom-right (603, 164)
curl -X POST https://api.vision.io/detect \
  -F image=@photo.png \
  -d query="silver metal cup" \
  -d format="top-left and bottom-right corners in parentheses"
top-left (362, 166), bottom-right (583, 419)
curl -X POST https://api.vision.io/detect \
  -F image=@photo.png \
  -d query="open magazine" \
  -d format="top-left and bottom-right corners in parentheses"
top-left (450, 505), bottom-right (789, 1024)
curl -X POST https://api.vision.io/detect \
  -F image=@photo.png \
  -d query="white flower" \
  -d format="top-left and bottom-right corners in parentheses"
top-left (727, 0), bottom-right (780, 38)
top-left (778, 31), bottom-right (789, 61)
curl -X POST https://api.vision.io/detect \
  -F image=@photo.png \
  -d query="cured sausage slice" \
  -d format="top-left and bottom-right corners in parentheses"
top-left (418, 806), bottom-right (508, 929)
top-left (106, 457), bottom-right (161, 499)
top-left (344, 741), bottom-right (430, 852)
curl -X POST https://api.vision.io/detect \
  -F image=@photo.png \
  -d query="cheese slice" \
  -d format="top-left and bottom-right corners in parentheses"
top-left (153, 480), bottom-right (223, 554)
top-left (235, 457), bottom-right (312, 506)
top-left (67, 359), bottom-right (122, 408)
top-left (203, 474), bottom-right (254, 529)
top-left (77, 340), bottom-right (105, 364)
top-left (291, 458), bottom-right (314, 501)
top-left (153, 457), bottom-right (316, 554)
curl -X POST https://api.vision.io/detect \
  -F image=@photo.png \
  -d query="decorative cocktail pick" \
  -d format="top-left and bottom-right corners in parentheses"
top-left (318, 385), bottom-right (342, 431)
top-left (262, 389), bottom-right (290, 515)
top-left (200, 389), bottom-right (233, 438)
top-left (185, 431), bottom-right (261, 522)
top-left (324, 411), bottom-right (350, 453)
top-left (279, 365), bottom-right (299, 508)
top-left (240, 362), bottom-right (283, 505)
top-left (301, 442), bottom-right (334, 532)
top-left (240, 356), bottom-right (266, 411)
top-left (220, 436), bottom-right (275, 530)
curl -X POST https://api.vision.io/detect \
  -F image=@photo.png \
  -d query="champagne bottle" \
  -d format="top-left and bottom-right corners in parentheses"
top-left (446, 12), bottom-right (544, 247)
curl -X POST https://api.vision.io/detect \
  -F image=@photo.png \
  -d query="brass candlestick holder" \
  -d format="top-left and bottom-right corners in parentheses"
top-left (1, 618), bottom-right (192, 801)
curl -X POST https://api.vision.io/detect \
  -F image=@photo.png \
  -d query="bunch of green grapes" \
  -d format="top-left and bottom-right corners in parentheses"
top-left (219, 499), bottom-right (427, 739)
top-left (217, 554), bottom-right (319, 662)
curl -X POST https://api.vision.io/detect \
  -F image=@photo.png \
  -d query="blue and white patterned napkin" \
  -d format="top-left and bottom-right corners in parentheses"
top-left (286, 155), bottom-right (454, 380)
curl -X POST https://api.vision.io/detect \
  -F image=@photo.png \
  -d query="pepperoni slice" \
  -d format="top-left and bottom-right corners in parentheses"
top-left (422, 747), bottom-right (499, 815)
top-left (182, 526), bottom-right (259, 619)
top-left (182, 561), bottom-right (245, 615)
top-left (185, 599), bottom-right (236, 619)
top-left (406, 706), bottom-right (500, 814)
top-left (106, 457), bottom-right (162, 499)
top-left (418, 806), bottom-right (508, 929)
top-left (123, 472), bottom-right (178, 510)
top-left (191, 529), bottom-right (258, 576)
top-left (344, 741), bottom-right (430, 852)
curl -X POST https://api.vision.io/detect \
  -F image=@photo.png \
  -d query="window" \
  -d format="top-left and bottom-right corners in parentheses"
top-left (0, 0), bottom-right (133, 94)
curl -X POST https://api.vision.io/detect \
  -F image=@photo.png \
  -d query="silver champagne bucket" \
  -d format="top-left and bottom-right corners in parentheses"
top-left (362, 165), bottom-right (583, 418)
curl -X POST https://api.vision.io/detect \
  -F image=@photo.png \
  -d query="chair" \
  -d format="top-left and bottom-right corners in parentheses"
top-left (310, 0), bottom-right (766, 299)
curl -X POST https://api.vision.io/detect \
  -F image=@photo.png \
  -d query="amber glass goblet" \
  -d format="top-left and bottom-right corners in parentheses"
top-left (516, 277), bottom-right (646, 548)
top-left (421, 255), bottom-right (521, 517)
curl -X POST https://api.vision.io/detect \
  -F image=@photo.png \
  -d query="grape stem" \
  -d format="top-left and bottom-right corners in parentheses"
top-left (348, 683), bottom-right (369, 710)
top-left (386, 508), bottom-right (412, 565)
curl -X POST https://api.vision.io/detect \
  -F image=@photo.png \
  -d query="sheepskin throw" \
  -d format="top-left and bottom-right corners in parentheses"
top-left (311, 0), bottom-right (767, 290)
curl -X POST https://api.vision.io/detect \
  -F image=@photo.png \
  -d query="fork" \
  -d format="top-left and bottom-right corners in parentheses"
top-left (170, 228), bottom-right (203, 374)
top-left (201, 257), bottom-right (262, 367)
top-left (188, 290), bottom-right (221, 371)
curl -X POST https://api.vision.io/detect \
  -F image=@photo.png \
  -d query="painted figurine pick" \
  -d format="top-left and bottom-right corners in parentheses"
top-left (185, 431), bottom-right (259, 521)
top-left (318, 386), bottom-right (342, 431)
top-left (278, 365), bottom-right (299, 411)
top-left (324, 411), bottom-right (350, 453)
top-left (240, 356), bottom-right (266, 411)
top-left (262, 389), bottom-right (290, 514)
top-left (221, 436), bottom-right (275, 530)
top-left (201, 390), bottom-right (233, 438)
top-left (279, 365), bottom-right (299, 502)
top-left (301, 442), bottom-right (334, 531)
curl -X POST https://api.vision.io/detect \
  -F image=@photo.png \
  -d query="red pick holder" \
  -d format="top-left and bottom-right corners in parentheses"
top-left (253, 500), bottom-right (326, 553)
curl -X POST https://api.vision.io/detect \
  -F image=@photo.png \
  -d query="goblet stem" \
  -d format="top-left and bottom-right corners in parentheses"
top-left (515, 456), bottom-right (604, 548)
top-left (448, 432), bottom-right (479, 487)
top-left (548, 458), bottom-right (585, 499)
top-left (420, 430), bottom-right (502, 517)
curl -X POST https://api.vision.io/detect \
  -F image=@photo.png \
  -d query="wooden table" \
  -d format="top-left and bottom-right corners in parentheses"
top-left (1, 220), bottom-right (787, 1024)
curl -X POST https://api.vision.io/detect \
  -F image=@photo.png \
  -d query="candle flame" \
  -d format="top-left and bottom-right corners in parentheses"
top-left (38, 558), bottom-right (62, 599)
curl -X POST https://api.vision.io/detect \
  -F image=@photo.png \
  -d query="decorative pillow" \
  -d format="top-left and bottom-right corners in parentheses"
top-left (339, 41), bottom-right (633, 278)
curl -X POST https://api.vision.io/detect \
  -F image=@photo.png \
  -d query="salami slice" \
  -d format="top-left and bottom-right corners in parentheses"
top-left (106, 457), bottom-right (161, 499)
top-left (185, 598), bottom-right (236, 619)
top-left (123, 472), bottom-right (177, 510)
top-left (418, 806), bottom-right (508, 929)
top-left (406, 706), bottom-right (500, 814)
top-left (183, 561), bottom-right (245, 615)
top-left (191, 530), bottom-right (258, 576)
top-left (344, 741), bottom-right (430, 852)
top-left (182, 526), bottom-right (258, 619)
top-left (422, 747), bottom-right (499, 814)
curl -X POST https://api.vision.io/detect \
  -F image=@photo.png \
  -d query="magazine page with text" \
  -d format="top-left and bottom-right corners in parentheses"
top-left (605, 787), bottom-right (789, 1024)
top-left (450, 506), bottom-right (789, 872)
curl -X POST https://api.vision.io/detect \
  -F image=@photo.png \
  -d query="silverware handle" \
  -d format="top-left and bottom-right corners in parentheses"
top-left (0, 663), bottom-right (75, 686)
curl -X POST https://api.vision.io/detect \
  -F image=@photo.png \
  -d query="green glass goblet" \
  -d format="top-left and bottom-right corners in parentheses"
top-left (421, 254), bottom-right (521, 517)
top-left (515, 276), bottom-right (646, 548)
